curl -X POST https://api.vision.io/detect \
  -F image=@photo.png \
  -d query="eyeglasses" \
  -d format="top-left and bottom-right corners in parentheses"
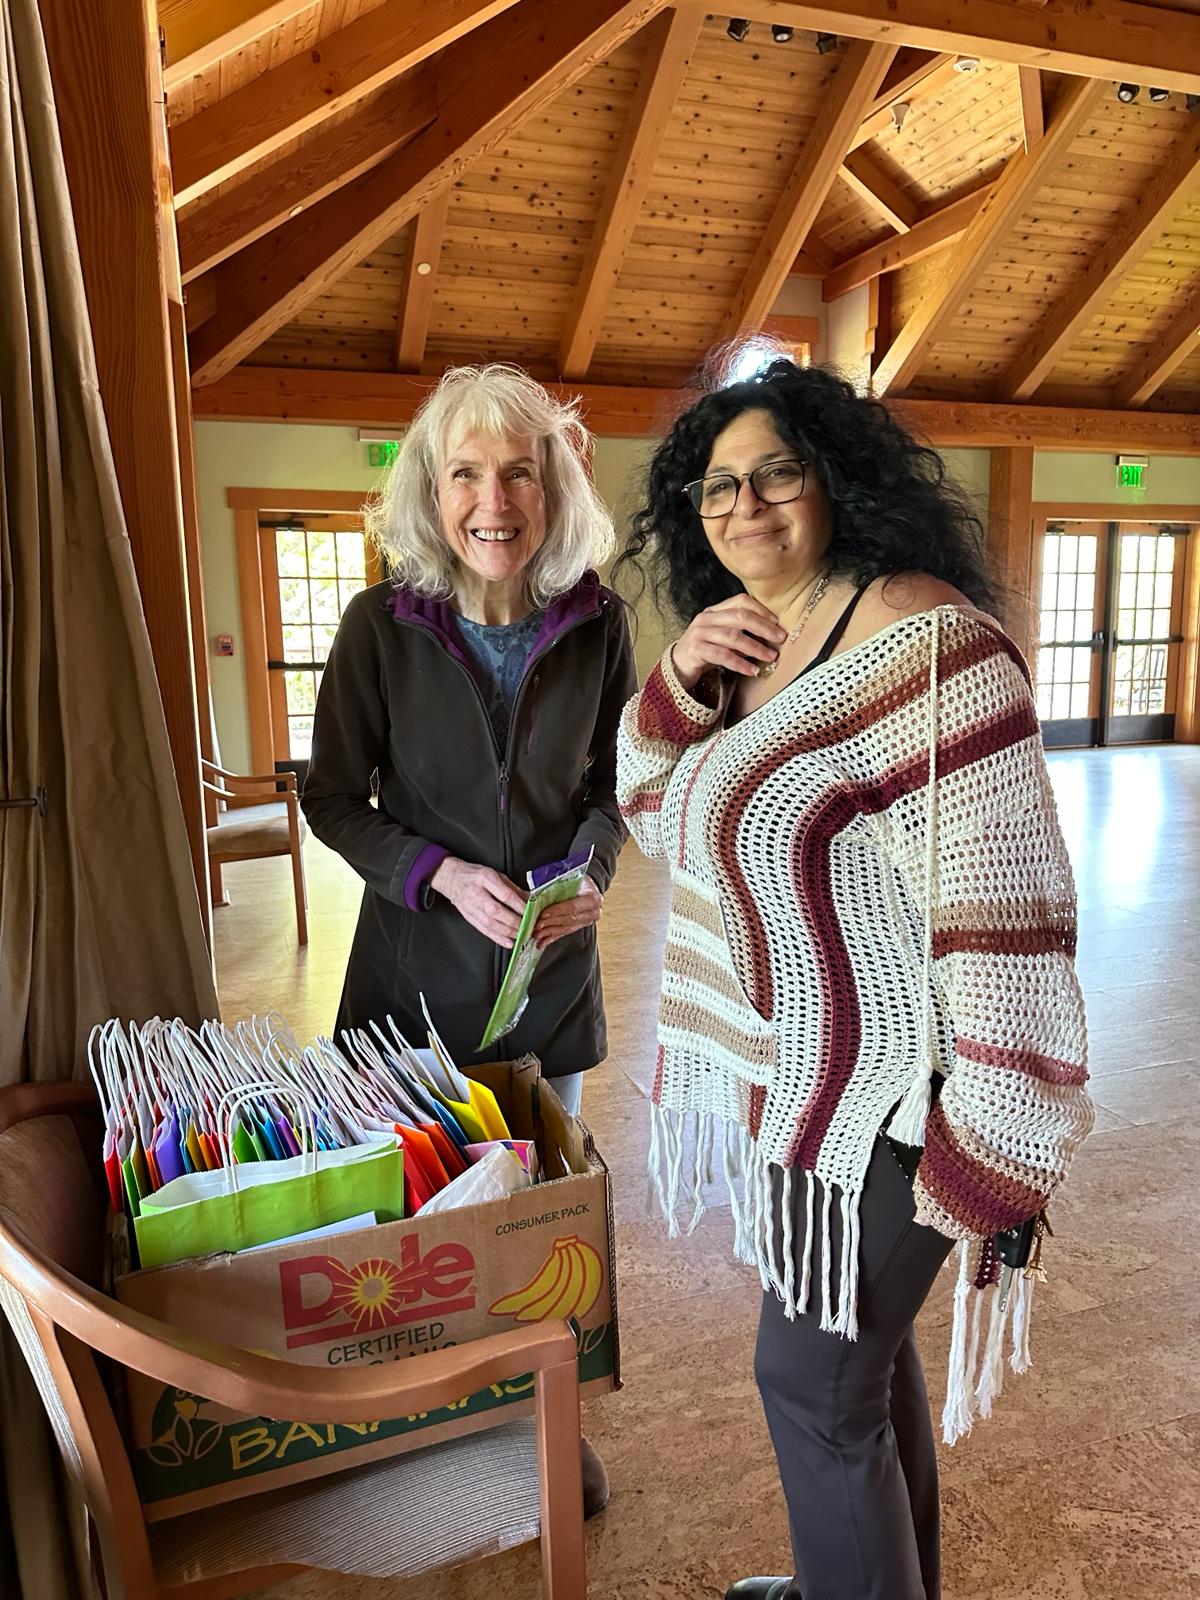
top-left (682, 458), bottom-right (808, 518)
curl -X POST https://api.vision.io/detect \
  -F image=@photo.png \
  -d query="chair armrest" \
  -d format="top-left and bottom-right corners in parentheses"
top-left (203, 786), bottom-right (299, 814)
top-left (0, 1083), bottom-right (100, 1134)
top-left (0, 1215), bottom-right (578, 1423)
top-left (206, 771), bottom-right (296, 793)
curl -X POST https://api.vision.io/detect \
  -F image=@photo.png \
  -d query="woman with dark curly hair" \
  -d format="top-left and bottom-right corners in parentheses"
top-left (615, 360), bottom-right (1092, 1600)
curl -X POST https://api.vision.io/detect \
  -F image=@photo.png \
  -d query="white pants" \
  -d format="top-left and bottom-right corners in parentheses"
top-left (542, 1071), bottom-right (583, 1117)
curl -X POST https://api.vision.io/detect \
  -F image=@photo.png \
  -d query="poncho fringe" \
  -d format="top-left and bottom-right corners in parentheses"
top-left (648, 1100), bottom-right (1035, 1445)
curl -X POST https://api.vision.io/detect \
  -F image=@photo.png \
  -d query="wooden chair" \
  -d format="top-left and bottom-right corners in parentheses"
top-left (202, 760), bottom-right (308, 945)
top-left (0, 1083), bottom-right (587, 1600)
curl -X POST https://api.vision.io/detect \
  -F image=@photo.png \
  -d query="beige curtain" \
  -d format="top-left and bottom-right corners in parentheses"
top-left (0, 0), bottom-right (220, 1592)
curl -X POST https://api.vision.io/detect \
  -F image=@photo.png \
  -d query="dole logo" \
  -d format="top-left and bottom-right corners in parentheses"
top-left (279, 1235), bottom-right (476, 1349)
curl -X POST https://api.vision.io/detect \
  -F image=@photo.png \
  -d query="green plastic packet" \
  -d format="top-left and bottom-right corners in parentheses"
top-left (479, 848), bottom-right (593, 1048)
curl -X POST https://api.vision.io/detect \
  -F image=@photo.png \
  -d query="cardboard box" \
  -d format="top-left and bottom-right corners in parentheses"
top-left (114, 1062), bottom-right (619, 1518)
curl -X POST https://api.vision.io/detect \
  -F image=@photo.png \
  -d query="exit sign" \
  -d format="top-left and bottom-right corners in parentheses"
top-left (366, 440), bottom-right (399, 468)
top-left (1117, 455), bottom-right (1148, 489)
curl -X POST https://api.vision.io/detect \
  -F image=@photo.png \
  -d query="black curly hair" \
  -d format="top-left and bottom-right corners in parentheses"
top-left (612, 358), bottom-right (1000, 626)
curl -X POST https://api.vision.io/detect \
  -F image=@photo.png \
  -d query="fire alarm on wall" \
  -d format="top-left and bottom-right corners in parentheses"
top-left (214, 634), bottom-right (235, 657)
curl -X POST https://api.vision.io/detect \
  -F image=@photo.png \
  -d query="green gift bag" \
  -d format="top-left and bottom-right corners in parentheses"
top-left (133, 1085), bottom-right (404, 1270)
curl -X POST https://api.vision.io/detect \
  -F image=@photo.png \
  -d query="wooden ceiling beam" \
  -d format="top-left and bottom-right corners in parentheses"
top-left (395, 188), bottom-right (452, 373)
top-left (189, 0), bottom-right (669, 388)
top-left (872, 75), bottom-right (1107, 396)
top-left (558, 6), bottom-right (702, 380)
top-left (848, 53), bottom-right (957, 151)
top-left (191, 365), bottom-right (1200, 453)
top-left (169, 0), bottom-right (518, 206)
top-left (1003, 120), bottom-right (1200, 400)
top-left (873, 47), bottom-right (954, 106)
top-left (1018, 66), bottom-right (1045, 150)
top-left (820, 182), bottom-right (994, 300)
top-left (177, 68), bottom-right (438, 283)
top-left (840, 147), bottom-right (920, 232)
top-left (1113, 284), bottom-right (1200, 407)
top-left (183, 270), bottom-right (216, 331)
top-left (161, 1), bottom-right (312, 88)
top-left (193, 365), bottom-right (688, 437)
top-left (735, 0), bottom-right (1200, 92)
top-left (726, 39), bottom-right (896, 337)
top-left (892, 397), bottom-right (1200, 453)
top-left (797, 55), bottom-right (957, 272)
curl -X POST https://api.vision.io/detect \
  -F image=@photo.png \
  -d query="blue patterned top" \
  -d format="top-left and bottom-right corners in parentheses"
top-left (455, 610), bottom-right (545, 751)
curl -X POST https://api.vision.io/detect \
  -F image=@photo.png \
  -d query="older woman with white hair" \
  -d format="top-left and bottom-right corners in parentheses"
top-left (303, 364), bottom-right (636, 1124)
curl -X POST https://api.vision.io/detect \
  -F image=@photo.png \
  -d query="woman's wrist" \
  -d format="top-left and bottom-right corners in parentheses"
top-left (668, 642), bottom-right (702, 692)
top-left (429, 856), bottom-right (461, 895)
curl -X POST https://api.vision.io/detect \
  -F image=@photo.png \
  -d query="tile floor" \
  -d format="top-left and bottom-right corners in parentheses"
top-left (212, 744), bottom-right (1200, 1600)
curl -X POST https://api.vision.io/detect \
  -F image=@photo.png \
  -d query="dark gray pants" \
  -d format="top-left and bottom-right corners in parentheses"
top-left (754, 1139), bottom-right (954, 1600)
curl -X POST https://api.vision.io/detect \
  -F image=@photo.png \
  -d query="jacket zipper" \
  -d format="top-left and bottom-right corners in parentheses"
top-left (394, 604), bottom-right (602, 1053)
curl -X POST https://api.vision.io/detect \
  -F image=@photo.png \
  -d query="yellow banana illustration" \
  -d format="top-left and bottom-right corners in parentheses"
top-left (488, 1234), bottom-right (604, 1323)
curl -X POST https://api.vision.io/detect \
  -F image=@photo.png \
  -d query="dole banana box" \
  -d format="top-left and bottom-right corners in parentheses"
top-left (114, 1061), bottom-right (620, 1518)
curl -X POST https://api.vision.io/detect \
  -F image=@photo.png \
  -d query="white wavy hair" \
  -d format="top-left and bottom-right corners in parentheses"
top-left (365, 364), bottom-right (615, 605)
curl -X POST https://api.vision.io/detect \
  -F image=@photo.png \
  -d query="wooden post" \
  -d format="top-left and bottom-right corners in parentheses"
top-left (38, 0), bottom-right (210, 921)
top-left (1175, 528), bottom-right (1200, 745)
top-left (988, 447), bottom-right (1036, 659)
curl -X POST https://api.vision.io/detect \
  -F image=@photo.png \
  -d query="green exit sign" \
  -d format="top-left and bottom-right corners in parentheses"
top-left (1117, 456), bottom-right (1148, 489)
top-left (366, 440), bottom-right (399, 468)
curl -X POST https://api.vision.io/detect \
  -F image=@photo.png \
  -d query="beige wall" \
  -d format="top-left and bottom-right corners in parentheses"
top-left (194, 418), bottom-right (1199, 772)
top-left (194, 421), bottom-right (671, 771)
top-left (1032, 451), bottom-right (1200, 506)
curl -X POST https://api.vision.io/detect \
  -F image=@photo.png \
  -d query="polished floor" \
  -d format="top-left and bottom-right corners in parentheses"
top-left (215, 745), bottom-right (1200, 1600)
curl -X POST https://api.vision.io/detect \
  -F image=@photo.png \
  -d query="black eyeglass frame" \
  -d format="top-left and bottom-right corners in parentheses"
top-left (682, 457), bottom-right (809, 518)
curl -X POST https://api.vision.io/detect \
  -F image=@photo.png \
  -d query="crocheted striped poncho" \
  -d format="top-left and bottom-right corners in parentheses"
top-left (617, 604), bottom-right (1093, 1442)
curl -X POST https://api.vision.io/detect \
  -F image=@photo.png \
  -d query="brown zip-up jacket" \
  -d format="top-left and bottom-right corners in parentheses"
top-left (302, 571), bottom-right (637, 1075)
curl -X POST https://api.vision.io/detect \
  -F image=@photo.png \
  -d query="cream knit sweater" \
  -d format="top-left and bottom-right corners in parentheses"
top-left (617, 604), bottom-right (1093, 1441)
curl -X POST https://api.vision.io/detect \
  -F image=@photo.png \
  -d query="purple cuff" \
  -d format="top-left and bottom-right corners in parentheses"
top-left (403, 844), bottom-right (450, 911)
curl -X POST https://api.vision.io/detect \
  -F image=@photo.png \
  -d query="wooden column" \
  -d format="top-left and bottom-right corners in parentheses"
top-left (988, 447), bottom-right (1035, 658)
top-left (38, 0), bottom-right (210, 921)
top-left (1175, 529), bottom-right (1200, 745)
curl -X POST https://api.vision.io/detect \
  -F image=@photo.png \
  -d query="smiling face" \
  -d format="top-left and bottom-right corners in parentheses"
top-left (437, 429), bottom-right (548, 592)
top-left (700, 408), bottom-right (833, 589)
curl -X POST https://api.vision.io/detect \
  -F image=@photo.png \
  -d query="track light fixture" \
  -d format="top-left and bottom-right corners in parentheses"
top-left (814, 32), bottom-right (839, 54)
top-left (1187, 94), bottom-right (1200, 115)
top-left (726, 16), bottom-right (750, 42)
top-left (1147, 86), bottom-right (1170, 103)
top-left (771, 25), bottom-right (794, 43)
top-left (1116, 83), bottom-right (1139, 103)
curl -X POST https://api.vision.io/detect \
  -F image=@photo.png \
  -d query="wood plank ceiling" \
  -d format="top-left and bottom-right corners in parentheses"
top-left (165, 0), bottom-right (1200, 412)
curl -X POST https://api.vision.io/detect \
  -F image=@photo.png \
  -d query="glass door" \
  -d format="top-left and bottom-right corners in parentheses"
top-left (1034, 523), bottom-right (1106, 748)
top-left (260, 515), bottom-right (382, 780)
top-left (1108, 525), bottom-right (1186, 745)
top-left (1033, 519), bottom-right (1190, 748)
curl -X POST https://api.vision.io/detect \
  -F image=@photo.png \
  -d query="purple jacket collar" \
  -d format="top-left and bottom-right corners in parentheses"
top-left (386, 569), bottom-right (604, 669)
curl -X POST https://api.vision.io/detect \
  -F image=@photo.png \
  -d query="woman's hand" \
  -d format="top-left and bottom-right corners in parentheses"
top-left (532, 875), bottom-right (603, 950)
top-left (670, 595), bottom-right (788, 689)
top-left (430, 857), bottom-right (528, 947)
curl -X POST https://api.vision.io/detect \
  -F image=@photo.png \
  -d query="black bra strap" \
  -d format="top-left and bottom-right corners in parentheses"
top-left (800, 581), bottom-right (872, 677)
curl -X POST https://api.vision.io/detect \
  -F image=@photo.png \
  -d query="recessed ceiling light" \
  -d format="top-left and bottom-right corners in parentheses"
top-left (416, 262), bottom-right (433, 276)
